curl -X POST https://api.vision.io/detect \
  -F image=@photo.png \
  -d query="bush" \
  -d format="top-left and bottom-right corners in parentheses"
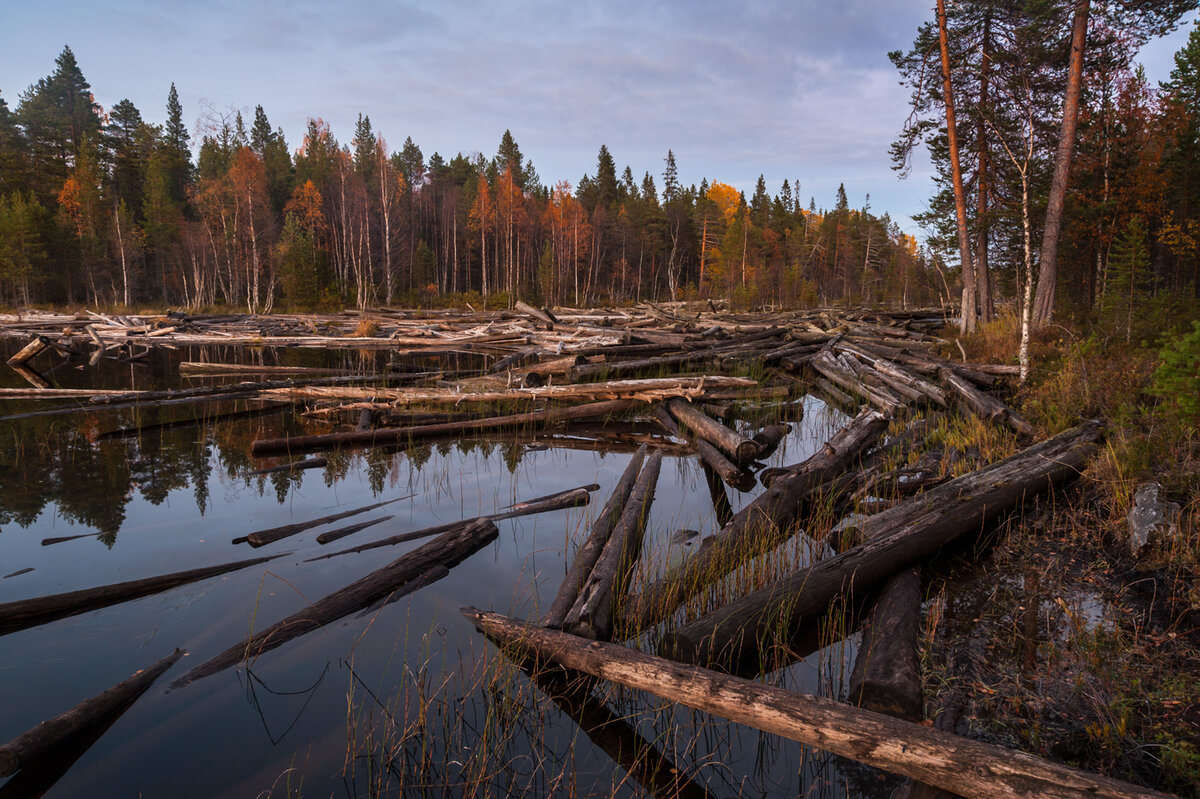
top-left (1152, 320), bottom-right (1200, 424)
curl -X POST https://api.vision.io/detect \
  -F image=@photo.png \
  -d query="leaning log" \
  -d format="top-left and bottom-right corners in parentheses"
top-left (0, 555), bottom-right (277, 636)
top-left (240, 495), bottom-right (411, 547)
top-left (847, 566), bottom-right (924, 721)
top-left (172, 518), bottom-right (499, 688)
top-left (251, 398), bottom-right (640, 456)
top-left (0, 649), bottom-right (185, 779)
top-left (661, 421), bottom-right (1102, 669)
top-left (666, 397), bottom-right (758, 465)
top-left (542, 447), bottom-right (648, 628)
top-left (564, 451), bottom-right (663, 641)
top-left (618, 409), bottom-right (889, 635)
top-left (695, 438), bottom-right (751, 488)
top-left (464, 609), bottom-right (1171, 799)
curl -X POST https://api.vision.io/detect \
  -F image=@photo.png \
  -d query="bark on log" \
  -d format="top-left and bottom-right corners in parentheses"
top-left (847, 567), bottom-right (924, 721)
top-left (542, 447), bottom-right (647, 628)
top-left (240, 495), bottom-right (411, 548)
top-left (810, 352), bottom-right (903, 415)
top-left (695, 438), bottom-right (753, 489)
top-left (749, 424), bottom-right (790, 460)
top-left (308, 514), bottom-right (393, 546)
top-left (939, 368), bottom-right (1034, 437)
top-left (564, 451), bottom-right (663, 641)
top-left (173, 518), bottom-right (499, 689)
top-left (5, 336), bottom-right (50, 367)
top-left (661, 421), bottom-right (1102, 670)
top-left (0, 649), bottom-right (185, 778)
top-left (0, 556), bottom-right (277, 636)
top-left (666, 397), bottom-right (758, 465)
top-left (251, 398), bottom-right (640, 456)
top-left (465, 609), bottom-right (1170, 799)
top-left (619, 410), bottom-right (889, 634)
top-left (514, 300), bottom-right (557, 329)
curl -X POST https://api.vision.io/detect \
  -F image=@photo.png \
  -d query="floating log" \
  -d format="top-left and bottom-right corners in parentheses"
top-left (239, 495), bottom-right (411, 548)
top-left (41, 533), bottom-right (96, 547)
top-left (0, 649), bottom-right (185, 779)
top-left (307, 514), bottom-right (393, 546)
top-left (939, 367), bottom-right (1035, 437)
top-left (700, 461), bottom-right (735, 528)
top-left (5, 336), bottom-right (50, 367)
top-left (172, 518), bottom-right (499, 688)
top-left (251, 398), bottom-right (641, 457)
top-left (542, 447), bottom-right (648, 628)
top-left (619, 409), bottom-right (889, 635)
top-left (179, 362), bottom-right (361, 377)
top-left (96, 404), bottom-right (287, 441)
top-left (847, 566), bottom-right (924, 721)
top-left (662, 421), bottom-right (1103, 669)
top-left (0, 555), bottom-right (277, 637)
top-left (465, 609), bottom-right (1171, 799)
top-left (3, 568), bottom-right (34, 579)
top-left (564, 451), bottom-right (663, 641)
top-left (310, 485), bottom-right (595, 559)
top-left (502, 483), bottom-right (600, 511)
top-left (666, 397), bottom-right (758, 465)
top-left (247, 456), bottom-right (328, 476)
top-left (695, 438), bottom-right (752, 488)
top-left (749, 423), bottom-right (790, 460)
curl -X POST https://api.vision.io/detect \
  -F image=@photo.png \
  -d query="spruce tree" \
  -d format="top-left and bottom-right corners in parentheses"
top-left (163, 83), bottom-right (192, 204)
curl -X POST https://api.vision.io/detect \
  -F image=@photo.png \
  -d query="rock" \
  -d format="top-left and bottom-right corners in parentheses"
top-left (1127, 482), bottom-right (1181, 557)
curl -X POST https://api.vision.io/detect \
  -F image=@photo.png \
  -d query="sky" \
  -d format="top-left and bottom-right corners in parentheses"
top-left (1, 0), bottom-right (1196, 239)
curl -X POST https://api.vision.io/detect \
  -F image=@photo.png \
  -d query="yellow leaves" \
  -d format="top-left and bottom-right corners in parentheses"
top-left (285, 179), bottom-right (325, 234)
top-left (706, 181), bottom-right (740, 222)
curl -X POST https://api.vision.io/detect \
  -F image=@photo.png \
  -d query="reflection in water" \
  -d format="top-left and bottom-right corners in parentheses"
top-left (0, 339), bottom-right (891, 798)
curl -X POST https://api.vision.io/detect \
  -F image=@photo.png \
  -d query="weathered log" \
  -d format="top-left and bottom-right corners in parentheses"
top-left (5, 336), bottom-right (50, 367)
top-left (847, 567), bottom-right (924, 721)
top-left (700, 461), bottom-right (735, 528)
top-left (749, 423), bottom-right (790, 460)
top-left (564, 451), bottom-right (663, 641)
top-left (465, 609), bottom-right (1171, 799)
top-left (811, 377), bottom-right (857, 413)
top-left (542, 447), bottom-right (647, 628)
top-left (695, 438), bottom-right (752, 488)
top-left (514, 300), bottom-right (557, 329)
top-left (939, 367), bottom-right (1035, 437)
top-left (173, 518), bottom-right (500, 689)
top-left (651, 404), bottom-right (682, 438)
top-left (662, 421), bottom-right (1102, 669)
top-left (619, 409), bottom-right (889, 635)
top-left (488, 346), bottom-right (539, 374)
top-left (40, 533), bottom-right (96, 546)
top-left (240, 495), bottom-right (411, 547)
top-left (666, 397), bottom-right (758, 465)
top-left (0, 556), bottom-right (277, 636)
top-left (809, 351), bottom-right (903, 414)
top-left (179, 362), bottom-right (360, 377)
top-left (247, 456), bottom-right (328, 476)
top-left (251, 398), bottom-right (640, 456)
top-left (309, 514), bottom-right (393, 546)
top-left (502, 483), bottom-right (600, 511)
top-left (0, 648), bottom-right (185, 779)
top-left (310, 486), bottom-right (594, 560)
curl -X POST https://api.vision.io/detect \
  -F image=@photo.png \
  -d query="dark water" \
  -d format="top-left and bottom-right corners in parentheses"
top-left (0, 340), bottom-right (894, 798)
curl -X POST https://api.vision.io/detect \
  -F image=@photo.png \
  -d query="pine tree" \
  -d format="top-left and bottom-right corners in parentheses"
top-left (662, 150), bottom-right (680, 203)
top-left (163, 83), bottom-right (192, 205)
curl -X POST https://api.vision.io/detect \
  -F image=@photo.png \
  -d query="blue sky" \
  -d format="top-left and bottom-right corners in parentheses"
top-left (2, 1), bottom-right (1195, 238)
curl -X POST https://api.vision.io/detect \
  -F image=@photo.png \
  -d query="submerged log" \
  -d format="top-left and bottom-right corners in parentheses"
top-left (0, 648), bottom-right (185, 779)
top-left (666, 397), bottom-right (758, 465)
top-left (0, 555), bottom-right (277, 637)
top-left (847, 567), bottom-right (924, 721)
top-left (662, 421), bottom-right (1102, 669)
top-left (542, 447), bottom-right (648, 628)
top-left (173, 518), bottom-right (499, 688)
top-left (465, 609), bottom-right (1170, 799)
top-left (247, 456), bottom-right (328, 476)
top-left (239, 495), bottom-right (411, 547)
top-left (251, 398), bottom-right (640, 456)
top-left (619, 409), bottom-right (889, 635)
top-left (564, 451), bottom-right (663, 641)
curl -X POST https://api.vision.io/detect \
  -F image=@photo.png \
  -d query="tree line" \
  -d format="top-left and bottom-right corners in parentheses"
top-left (0, 46), bottom-right (941, 312)
top-left (893, 0), bottom-right (1198, 339)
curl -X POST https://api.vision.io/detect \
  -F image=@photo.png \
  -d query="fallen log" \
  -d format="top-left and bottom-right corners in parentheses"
top-left (5, 336), bottom-right (50, 367)
top-left (96, 404), bottom-right (287, 441)
top-left (0, 648), bottom-right (185, 779)
top-left (514, 300), bottom-right (557, 329)
top-left (310, 486), bottom-right (594, 560)
top-left (700, 461), bottom-right (735, 528)
top-left (542, 447), bottom-right (647, 628)
top-left (809, 351), bottom-right (903, 415)
top-left (695, 438), bottom-right (752, 488)
top-left (661, 421), bottom-right (1102, 670)
top-left (179, 362), bottom-right (361, 377)
top-left (666, 397), bottom-right (758, 465)
top-left (502, 483), bottom-right (600, 511)
top-left (618, 409), bottom-right (889, 635)
top-left (564, 451), bottom-right (663, 641)
top-left (41, 533), bottom-right (96, 546)
top-left (251, 398), bottom-right (640, 457)
top-left (172, 518), bottom-right (499, 689)
top-left (247, 456), bottom-right (328, 476)
top-left (307, 514), bottom-right (393, 546)
top-left (847, 567), bottom-right (924, 721)
top-left (939, 367), bottom-right (1035, 437)
top-left (0, 555), bottom-right (277, 637)
top-left (239, 495), bottom-right (412, 548)
top-left (464, 609), bottom-right (1172, 799)
top-left (749, 423), bottom-right (790, 460)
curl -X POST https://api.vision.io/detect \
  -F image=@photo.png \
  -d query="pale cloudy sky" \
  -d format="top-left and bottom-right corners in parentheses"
top-left (1, 1), bottom-right (1195, 237)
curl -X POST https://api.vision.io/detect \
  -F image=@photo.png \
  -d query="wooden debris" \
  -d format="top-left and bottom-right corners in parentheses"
top-left (665, 397), bottom-right (758, 465)
top-left (848, 566), bottom-right (925, 721)
top-left (237, 495), bottom-right (412, 548)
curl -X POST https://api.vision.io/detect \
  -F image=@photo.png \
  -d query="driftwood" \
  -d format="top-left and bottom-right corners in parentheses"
top-left (251, 398), bottom-right (641, 456)
top-left (619, 409), bottom-right (889, 636)
top-left (0, 649), bottom-right (185, 779)
top-left (0, 555), bottom-right (277, 636)
top-left (238, 495), bottom-right (411, 547)
top-left (847, 566), bottom-right (924, 721)
top-left (465, 609), bottom-right (1172, 799)
top-left (940, 367), bottom-right (1035, 437)
top-left (662, 421), bottom-right (1103, 669)
top-left (809, 351), bottom-right (903, 415)
top-left (563, 451), bottom-right (663, 641)
top-left (695, 438), bottom-right (752, 488)
top-left (309, 485), bottom-right (595, 559)
top-left (172, 518), bottom-right (499, 689)
top-left (304, 514), bottom-right (392, 546)
top-left (542, 447), bottom-right (648, 628)
top-left (665, 397), bottom-right (758, 465)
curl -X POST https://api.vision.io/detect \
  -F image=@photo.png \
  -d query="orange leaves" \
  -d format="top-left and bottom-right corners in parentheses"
top-left (286, 179), bottom-right (325, 235)
top-left (706, 181), bottom-right (741, 223)
top-left (57, 177), bottom-right (83, 220)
